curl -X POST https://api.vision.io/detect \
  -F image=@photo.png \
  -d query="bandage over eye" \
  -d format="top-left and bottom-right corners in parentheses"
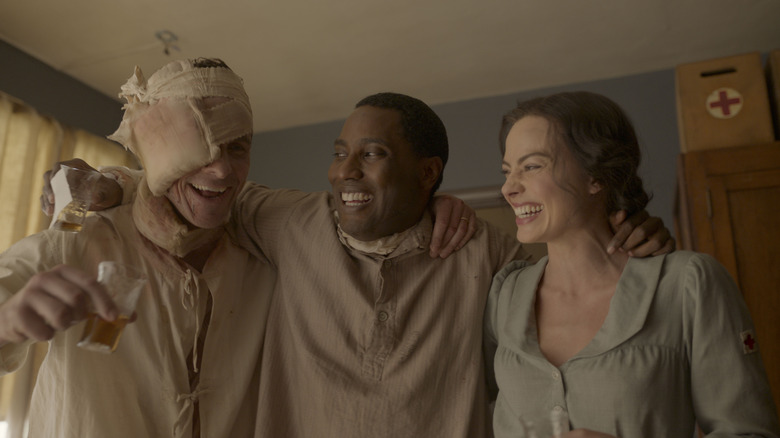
top-left (108, 59), bottom-right (253, 195)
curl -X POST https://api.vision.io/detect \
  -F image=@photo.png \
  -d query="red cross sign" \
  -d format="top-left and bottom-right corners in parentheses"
top-left (707, 87), bottom-right (743, 119)
top-left (741, 329), bottom-right (758, 354)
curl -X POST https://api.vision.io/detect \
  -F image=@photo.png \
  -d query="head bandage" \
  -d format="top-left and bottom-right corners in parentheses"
top-left (108, 59), bottom-right (253, 195)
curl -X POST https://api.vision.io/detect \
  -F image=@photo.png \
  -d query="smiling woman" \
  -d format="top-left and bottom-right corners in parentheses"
top-left (0, 90), bottom-right (138, 438)
top-left (484, 91), bottom-right (780, 438)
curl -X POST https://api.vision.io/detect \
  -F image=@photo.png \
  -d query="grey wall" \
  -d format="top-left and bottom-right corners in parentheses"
top-left (2, 38), bottom-right (680, 233)
top-left (252, 70), bottom-right (681, 233)
top-left (0, 40), bottom-right (123, 136)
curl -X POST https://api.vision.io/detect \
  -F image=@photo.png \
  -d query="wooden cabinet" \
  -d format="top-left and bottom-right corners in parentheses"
top-left (675, 142), bottom-right (780, 417)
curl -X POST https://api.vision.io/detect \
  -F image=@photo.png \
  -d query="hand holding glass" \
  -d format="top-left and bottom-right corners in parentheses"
top-left (49, 164), bottom-right (101, 232)
top-left (77, 261), bottom-right (146, 353)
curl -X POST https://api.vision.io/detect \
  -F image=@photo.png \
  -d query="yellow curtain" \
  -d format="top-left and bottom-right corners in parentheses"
top-left (0, 91), bottom-right (138, 438)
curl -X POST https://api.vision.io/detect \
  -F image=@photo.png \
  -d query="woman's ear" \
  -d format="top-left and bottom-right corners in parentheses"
top-left (589, 178), bottom-right (603, 195)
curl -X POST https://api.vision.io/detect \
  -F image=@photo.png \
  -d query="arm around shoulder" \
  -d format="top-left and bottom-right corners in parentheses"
top-left (230, 184), bottom-right (324, 261)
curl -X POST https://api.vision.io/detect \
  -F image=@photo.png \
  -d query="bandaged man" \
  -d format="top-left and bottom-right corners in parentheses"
top-left (0, 58), bottom-right (274, 438)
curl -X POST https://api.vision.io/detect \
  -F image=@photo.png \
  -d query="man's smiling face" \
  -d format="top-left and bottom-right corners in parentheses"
top-left (328, 105), bottom-right (432, 241)
top-left (165, 136), bottom-right (251, 230)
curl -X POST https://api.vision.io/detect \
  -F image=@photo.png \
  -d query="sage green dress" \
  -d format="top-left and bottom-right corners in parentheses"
top-left (484, 251), bottom-right (779, 438)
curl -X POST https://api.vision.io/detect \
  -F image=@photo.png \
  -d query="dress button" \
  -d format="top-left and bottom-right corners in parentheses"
top-left (378, 311), bottom-right (389, 322)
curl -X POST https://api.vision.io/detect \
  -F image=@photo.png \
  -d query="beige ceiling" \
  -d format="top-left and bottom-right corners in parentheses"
top-left (1, 0), bottom-right (779, 133)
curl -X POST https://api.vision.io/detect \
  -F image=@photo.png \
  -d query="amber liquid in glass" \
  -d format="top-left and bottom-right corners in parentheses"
top-left (51, 200), bottom-right (88, 232)
top-left (78, 314), bottom-right (130, 353)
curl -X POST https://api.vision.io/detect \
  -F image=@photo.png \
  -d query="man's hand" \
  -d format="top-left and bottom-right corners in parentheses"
top-left (40, 159), bottom-right (123, 216)
top-left (607, 210), bottom-right (675, 257)
top-left (0, 265), bottom-right (119, 347)
top-left (429, 195), bottom-right (477, 259)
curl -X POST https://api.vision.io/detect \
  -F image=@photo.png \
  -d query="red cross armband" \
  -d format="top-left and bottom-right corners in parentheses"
top-left (741, 330), bottom-right (759, 354)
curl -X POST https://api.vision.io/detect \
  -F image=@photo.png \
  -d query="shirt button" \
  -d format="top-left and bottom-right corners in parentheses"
top-left (552, 371), bottom-right (561, 380)
top-left (553, 405), bottom-right (564, 413)
top-left (383, 260), bottom-right (392, 268)
top-left (378, 311), bottom-right (389, 322)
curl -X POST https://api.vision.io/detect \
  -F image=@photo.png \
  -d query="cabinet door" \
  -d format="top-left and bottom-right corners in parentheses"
top-left (679, 143), bottom-right (780, 418)
top-left (707, 168), bottom-right (780, 413)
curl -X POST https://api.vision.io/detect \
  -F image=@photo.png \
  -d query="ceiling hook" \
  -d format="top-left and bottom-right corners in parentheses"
top-left (155, 30), bottom-right (180, 56)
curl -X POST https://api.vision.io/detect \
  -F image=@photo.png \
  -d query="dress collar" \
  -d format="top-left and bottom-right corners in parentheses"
top-left (506, 255), bottom-right (665, 366)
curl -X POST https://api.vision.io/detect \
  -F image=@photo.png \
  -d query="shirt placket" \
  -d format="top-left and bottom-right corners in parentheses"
top-left (173, 268), bottom-right (207, 437)
top-left (548, 363), bottom-right (568, 433)
top-left (361, 258), bottom-right (397, 381)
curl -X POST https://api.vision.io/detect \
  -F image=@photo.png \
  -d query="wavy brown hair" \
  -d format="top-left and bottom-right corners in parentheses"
top-left (500, 91), bottom-right (650, 216)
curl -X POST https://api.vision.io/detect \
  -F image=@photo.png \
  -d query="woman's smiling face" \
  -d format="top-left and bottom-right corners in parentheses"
top-left (500, 115), bottom-right (600, 244)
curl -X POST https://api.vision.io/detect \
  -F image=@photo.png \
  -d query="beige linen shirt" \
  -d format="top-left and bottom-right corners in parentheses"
top-left (231, 184), bottom-right (525, 438)
top-left (485, 252), bottom-right (780, 438)
top-left (0, 203), bottom-right (275, 438)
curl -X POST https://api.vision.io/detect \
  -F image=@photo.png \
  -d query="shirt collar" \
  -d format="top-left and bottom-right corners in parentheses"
top-left (334, 211), bottom-right (432, 258)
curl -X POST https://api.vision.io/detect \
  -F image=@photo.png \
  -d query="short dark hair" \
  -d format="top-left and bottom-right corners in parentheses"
top-left (192, 58), bottom-right (231, 69)
top-left (356, 92), bottom-right (449, 194)
top-left (500, 91), bottom-right (650, 216)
